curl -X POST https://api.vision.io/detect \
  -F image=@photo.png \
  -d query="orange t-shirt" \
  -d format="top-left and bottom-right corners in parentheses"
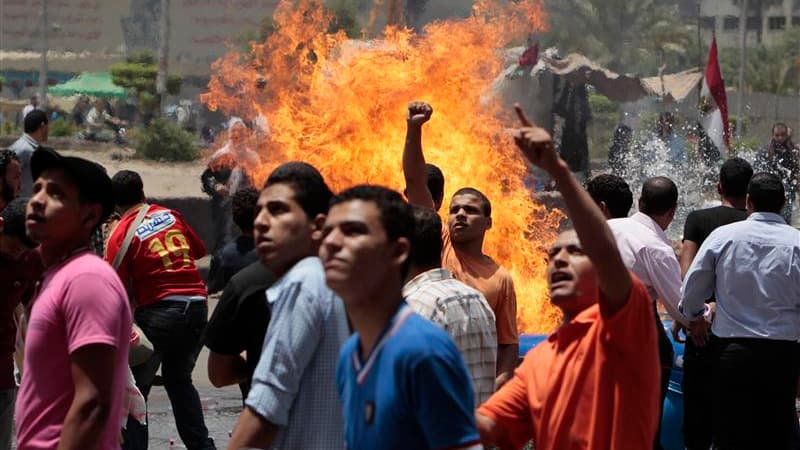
top-left (477, 275), bottom-right (659, 450)
top-left (442, 228), bottom-right (518, 345)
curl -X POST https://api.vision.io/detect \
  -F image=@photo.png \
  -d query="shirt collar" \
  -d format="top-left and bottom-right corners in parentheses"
top-left (630, 212), bottom-right (670, 245)
top-left (402, 267), bottom-right (452, 297)
top-left (747, 212), bottom-right (786, 224)
top-left (266, 256), bottom-right (319, 304)
top-left (23, 134), bottom-right (39, 146)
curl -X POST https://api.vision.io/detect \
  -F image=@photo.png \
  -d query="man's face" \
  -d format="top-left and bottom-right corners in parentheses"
top-left (546, 230), bottom-right (598, 317)
top-left (26, 168), bottom-right (95, 246)
top-left (253, 183), bottom-right (319, 275)
top-left (2, 160), bottom-right (21, 202)
top-left (447, 193), bottom-right (491, 244)
top-left (773, 126), bottom-right (789, 146)
top-left (320, 200), bottom-right (409, 303)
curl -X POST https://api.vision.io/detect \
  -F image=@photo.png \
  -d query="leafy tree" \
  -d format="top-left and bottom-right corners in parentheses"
top-left (718, 26), bottom-right (800, 95)
top-left (110, 51), bottom-right (182, 122)
top-left (541, 0), bottom-right (693, 75)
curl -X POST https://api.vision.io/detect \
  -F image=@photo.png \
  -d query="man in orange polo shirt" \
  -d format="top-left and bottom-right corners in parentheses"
top-left (475, 106), bottom-right (660, 450)
top-left (403, 101), bottom-right (518, 388)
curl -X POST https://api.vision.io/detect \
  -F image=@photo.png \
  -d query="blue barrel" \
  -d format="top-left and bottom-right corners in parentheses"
top-left (518, 324), bottom-right (685, 450)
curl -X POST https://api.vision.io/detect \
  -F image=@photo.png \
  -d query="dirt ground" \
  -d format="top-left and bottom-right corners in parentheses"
top-left (58, 145), bottom-right (208, 198)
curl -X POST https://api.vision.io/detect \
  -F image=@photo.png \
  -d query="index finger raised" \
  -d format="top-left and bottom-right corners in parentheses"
top-left (514, 103), bottom-right (533, 127)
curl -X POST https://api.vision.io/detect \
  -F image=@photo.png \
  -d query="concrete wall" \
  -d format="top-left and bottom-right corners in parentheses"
top-left (149, 196), bottom-right (216, 251)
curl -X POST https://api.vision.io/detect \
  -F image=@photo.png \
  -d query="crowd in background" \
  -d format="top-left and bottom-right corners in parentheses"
top-left (0, 101), bottom-right (798, 450)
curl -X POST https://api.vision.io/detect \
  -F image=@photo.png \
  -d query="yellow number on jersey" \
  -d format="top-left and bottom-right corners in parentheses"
top-left (147, 230), bottom-right (194, 271)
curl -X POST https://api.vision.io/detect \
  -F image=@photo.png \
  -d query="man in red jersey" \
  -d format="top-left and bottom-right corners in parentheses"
top-left (105, 170), bottom-right (215, 450)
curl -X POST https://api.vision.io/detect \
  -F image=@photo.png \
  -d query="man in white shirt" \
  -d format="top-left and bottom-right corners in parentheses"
top-left (681, 172), bottom-right (800, 450)
top-left (20, 96), bottom-right (39, 122)
top-left (598, 175), bottom-right (688, 450)
top-left (403, 206), bottom-right (497, 404)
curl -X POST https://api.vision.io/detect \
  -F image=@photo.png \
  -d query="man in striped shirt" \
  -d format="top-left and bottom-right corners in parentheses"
top-left (403, 206), bottom-right (497, 404)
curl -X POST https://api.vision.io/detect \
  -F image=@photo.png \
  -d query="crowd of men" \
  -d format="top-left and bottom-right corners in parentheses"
top-left (0, 100), bottom-right (798, 450)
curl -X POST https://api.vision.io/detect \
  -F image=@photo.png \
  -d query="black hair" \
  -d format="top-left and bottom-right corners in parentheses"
top-left (719, 158), bottom-right (753, 198)
top-left (0, 149), bottom-right (20, 174)
top-left (1, 197), bottom-right (36, 247)
top-left (452, 187), bottom-right (491, 217)
top-left (23, 110), bottom-right (48, 134)
top-left (639, 176), bottom-right (678, 216)
top-left (426, 163), bottom-right (444, 206)
top-left (111, 170), bottom-right (144, 208)
top-left (748, 172), bottom-right (785, 214)
top-left (330, 185), bottom-right (415, 243)
top-left (232, 187), bottom-right (259, 232)
top-left (409, 205), bottom-right (443, 269)
top-left (264, 162), bottom-right (332, 219)
top-left (586, 174), bottom-right (632, 219)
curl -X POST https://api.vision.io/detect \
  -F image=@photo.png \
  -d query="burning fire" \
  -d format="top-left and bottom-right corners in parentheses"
top-left (201, 0), bottom-right (563, 333)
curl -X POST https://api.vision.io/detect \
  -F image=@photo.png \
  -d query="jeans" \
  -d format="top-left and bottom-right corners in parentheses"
top-left (712, 336), bottom-right (800, 450)
top-left (0, 388), bottom-right (14, 450)
top-left (123, 301), bottom-right (215, 450)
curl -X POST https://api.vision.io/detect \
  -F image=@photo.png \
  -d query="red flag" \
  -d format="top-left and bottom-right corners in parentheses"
top-left (518, 41), bottom-right (539, 67)
top-left (701, 38), bottom-right (731, 154)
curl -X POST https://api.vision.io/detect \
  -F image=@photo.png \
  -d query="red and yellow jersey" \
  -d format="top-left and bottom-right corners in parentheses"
top-left (105, 204), bottom-right (207, 307)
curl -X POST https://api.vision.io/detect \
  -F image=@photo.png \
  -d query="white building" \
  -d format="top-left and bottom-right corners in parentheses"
top-left (692, 0), bottom-right (800, 47)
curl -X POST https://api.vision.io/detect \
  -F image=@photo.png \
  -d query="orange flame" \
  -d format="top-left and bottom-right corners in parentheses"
top-left (201, 0), bottom-right (563, 333)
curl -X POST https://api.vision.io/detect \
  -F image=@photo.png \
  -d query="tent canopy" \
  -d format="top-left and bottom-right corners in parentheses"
top-left (48, 72), bottom-right (127, 99)
top-left (505, 48), bottom-right (704, 103)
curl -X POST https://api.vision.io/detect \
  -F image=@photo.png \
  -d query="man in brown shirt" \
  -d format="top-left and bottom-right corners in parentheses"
top-left (403, 101), bottom-right (518, 387)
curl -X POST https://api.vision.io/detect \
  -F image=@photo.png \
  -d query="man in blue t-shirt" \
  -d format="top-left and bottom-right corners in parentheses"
top-left (320, 185), bottom-right (481, 450)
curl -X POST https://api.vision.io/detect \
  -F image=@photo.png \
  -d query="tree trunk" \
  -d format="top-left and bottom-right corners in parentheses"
top-left (38, 0), bottom-right (48, 110)
top-left (156, 0), bottom-right (170, 117)
top-left (737, 0), bottom-right (748, 138)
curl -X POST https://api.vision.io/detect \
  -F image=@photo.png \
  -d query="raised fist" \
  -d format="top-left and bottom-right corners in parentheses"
top-left (407, 101), bottom-right (433, 127)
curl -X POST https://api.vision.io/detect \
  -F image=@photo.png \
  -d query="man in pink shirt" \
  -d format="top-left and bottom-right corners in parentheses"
top-left (15, 148), bottom-right (131, 450)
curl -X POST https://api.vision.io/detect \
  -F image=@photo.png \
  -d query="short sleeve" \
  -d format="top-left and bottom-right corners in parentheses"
top-left (477, 355), bottom-right (535, 448)
top-left (62, 274), bottom-right (127, 354)
top-left (410, 345), bottom-right (480, 449)
top-left (245, 284), bottom-right (326, 426)
top-left (600, 275), bottom-right (656, 354)
top-left (494, 275), bottom-right (519, 345)
top-left (682, 211), bottom-right (703, 243)
top-left (203, 281), bottom-right (249, 355)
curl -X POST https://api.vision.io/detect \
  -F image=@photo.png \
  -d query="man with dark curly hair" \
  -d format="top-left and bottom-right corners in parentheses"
top-left (0, 150), bottom-right (22, 213)
top-left (206, 187), bottom-right (260, 293)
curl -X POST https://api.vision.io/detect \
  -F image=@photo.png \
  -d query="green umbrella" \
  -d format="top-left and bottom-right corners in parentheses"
top-left (48, 72), bottom-right (127, 99)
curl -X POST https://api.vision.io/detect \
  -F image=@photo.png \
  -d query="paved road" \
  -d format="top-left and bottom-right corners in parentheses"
top-left (145, 291), bottom-right (244, 449)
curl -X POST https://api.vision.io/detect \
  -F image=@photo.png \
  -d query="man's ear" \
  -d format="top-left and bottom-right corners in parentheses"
top-left (393, 236), bottom-right (411, 268)
top-left (0, 217), bottom-right (5, 233)
top-left (599, 201), bottom-right (611, 219)
top-left (311, 213), bottom-right (327, 240)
